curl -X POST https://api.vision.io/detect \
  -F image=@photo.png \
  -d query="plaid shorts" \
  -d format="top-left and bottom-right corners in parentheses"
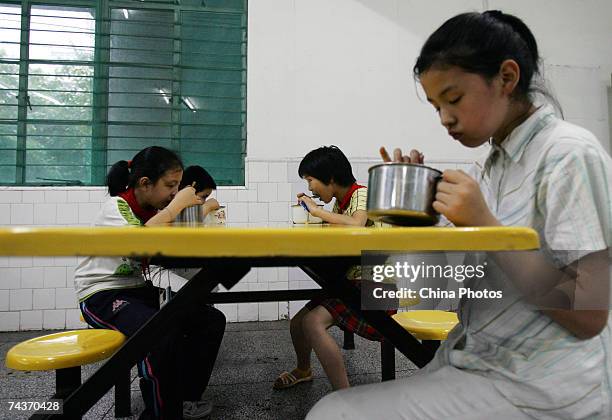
top-left (306, 281), bottom-right (396, 342)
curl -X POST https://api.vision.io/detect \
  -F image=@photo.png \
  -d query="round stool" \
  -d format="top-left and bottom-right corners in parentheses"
top-left (5, 329), bottom-right (131, 417)
top-left (381, 310), bottom-right (459, 381)
top-left (392, 310), bottom-right (459, 340)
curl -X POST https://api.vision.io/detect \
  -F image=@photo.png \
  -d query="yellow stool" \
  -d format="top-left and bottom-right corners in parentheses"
top-left (392, 310), bottom-right (459, 340)
top-left (342, 296), bottom-right (422, 351)
top-left (5, 329), bottom-right (132, 417)
top-left (381, 310), bottom-right (459, 380)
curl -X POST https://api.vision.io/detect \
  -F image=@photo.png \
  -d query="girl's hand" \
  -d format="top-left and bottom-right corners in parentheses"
top-left (297, 193), bottom-right (319, 214)
top-left (147, 187), bottom-right (202, 226)
top-left (172, 186), bottom-right (203, 210)
top-left (202, 198), bottom-right (220, 213)
top-left (434, 170), bottom-right (499, 227)
top-left (380, 147), bottom-right (424, 164)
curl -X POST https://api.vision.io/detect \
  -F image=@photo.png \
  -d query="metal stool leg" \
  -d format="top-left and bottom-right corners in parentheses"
top-left (422, 340), bottom-right (440, 354)
top-left (55, 366), bottom-right (81, 399)
top-left (114, 368), bottom-right (132, 417)
top-left (380, 340), bottom-right (396, 381)
top-left (343, 330), bottom-right (355, 350)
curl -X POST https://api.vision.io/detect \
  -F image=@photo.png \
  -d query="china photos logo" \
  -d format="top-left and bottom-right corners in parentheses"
top-left (364, 254), bottom-right (503, 303)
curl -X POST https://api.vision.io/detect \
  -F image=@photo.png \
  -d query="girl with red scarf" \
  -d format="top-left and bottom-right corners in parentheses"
top-left (274, 145), bottom-right (384, 391)
top-left (74, 146), bottom-right (225, 419)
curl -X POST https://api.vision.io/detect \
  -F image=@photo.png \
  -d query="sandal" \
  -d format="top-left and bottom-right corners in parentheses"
top-left (273, 368), bottom-right (313, 390)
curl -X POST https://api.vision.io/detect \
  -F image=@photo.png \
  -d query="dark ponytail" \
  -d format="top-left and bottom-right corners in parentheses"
top-left (107, 160), bottom-right (131, 196)
top-left (414, 10), bottom-right (559, 110)
top-left (106, 146), bottom-right (183, 196)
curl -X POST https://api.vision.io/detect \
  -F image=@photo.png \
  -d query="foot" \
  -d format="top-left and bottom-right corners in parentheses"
top-left (183, 400), bottom-right (213, 419)
top-left (273, 367), bottom-right (313, 390)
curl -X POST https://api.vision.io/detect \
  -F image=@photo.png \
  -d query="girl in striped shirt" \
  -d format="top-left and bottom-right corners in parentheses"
top-left (308, 10), bottom-right (611, 420)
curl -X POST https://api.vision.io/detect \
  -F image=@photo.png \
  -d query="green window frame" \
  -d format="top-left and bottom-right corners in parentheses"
top-left (0, 0), bottom-right (246, 186)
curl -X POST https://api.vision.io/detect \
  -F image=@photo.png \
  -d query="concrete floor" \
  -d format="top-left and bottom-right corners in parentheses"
top-left (0, 321), bottom-right (417, 419)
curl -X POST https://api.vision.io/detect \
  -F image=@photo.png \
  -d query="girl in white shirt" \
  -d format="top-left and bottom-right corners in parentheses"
top-left (75, 146), bottom-right (225, 420)
top-left (308, 10), bottom-right (611, 420)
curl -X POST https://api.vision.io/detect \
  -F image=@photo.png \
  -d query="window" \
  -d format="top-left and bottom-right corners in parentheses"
top-left (0, 3), bottom-right (20, 183)
top-left (0, 0), bottom-right (246, 186)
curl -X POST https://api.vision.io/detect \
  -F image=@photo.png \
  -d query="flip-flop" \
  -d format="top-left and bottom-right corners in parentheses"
top-left (273, 370), bottom-right (313, 390)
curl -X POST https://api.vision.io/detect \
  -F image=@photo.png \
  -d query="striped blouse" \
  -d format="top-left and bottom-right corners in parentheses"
top-left (428, 104), bottom-right (612, 419)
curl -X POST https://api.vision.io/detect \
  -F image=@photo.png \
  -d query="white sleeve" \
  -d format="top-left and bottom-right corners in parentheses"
top-left (95, 198), bottom-right (142, 227)
top-left (538, 143), bottom-right (612, 266)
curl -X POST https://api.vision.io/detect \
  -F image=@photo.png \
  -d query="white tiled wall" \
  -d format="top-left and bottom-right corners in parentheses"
top-left (0, 158), bottom-right (471, 331)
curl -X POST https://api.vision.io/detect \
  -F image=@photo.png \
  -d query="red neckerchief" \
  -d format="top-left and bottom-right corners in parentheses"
top-left (338, 183), bottom-right (365, 212)
top-left (118, 188), bottom-right (157, 278)
top-left (118, 188), bottom-right (157, 224)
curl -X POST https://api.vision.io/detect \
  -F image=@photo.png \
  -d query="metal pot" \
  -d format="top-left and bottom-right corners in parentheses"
top-left (176, 204), bottom-right (204, 225)
top-left (367, 162), bottom-right (442, 226)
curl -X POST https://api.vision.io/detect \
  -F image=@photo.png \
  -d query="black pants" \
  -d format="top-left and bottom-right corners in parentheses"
top-left (80, 283), bottom-right (226, 419)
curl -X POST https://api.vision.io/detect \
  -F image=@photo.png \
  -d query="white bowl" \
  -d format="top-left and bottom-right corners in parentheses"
top-left (291, 204), bottom-right (308, 224)
top-left (204, 206), bottom-right (226, 225)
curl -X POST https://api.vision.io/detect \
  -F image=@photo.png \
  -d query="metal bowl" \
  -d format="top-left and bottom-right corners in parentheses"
top-left (176, 204), bottom-right (204, 225)
top-left (367, 162), bottom-right (442, 226)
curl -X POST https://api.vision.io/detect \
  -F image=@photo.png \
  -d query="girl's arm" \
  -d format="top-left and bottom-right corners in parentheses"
top-left (146, 186), bottom-right (202, 226)
top-left (201, 198), bottom-right (220, 217)
top-left (298, 194), bottom-right (368, 226)
top-left (437, 169), bottom-right (609, 339)
top-left (312, 207), bottom-right (368, 226)
top-left (380, 146), bottom-right (609, 339)
top-left (491, 249), bottom-right (609, 339)
top-left (544, 308), bottom-right (609, 340)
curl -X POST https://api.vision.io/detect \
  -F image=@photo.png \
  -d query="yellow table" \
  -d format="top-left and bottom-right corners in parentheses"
top-left (0, 225), bottom-right (539, 257)
top-left (0, 225), bottom-right (539, 418)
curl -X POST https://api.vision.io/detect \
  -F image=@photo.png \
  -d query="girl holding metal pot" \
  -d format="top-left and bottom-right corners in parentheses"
top-left (308, 10), bottom-right (612, 420)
